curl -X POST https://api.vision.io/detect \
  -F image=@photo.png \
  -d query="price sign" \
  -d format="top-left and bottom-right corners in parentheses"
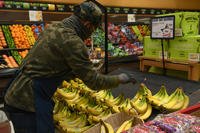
top-left (127, 14), bottom-right (135, 22)
top-left (29, 10), bottom-right (43, 21)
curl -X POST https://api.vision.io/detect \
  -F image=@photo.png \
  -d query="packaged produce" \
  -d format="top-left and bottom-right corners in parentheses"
top-left (126, 112), bottom-right (200, 133)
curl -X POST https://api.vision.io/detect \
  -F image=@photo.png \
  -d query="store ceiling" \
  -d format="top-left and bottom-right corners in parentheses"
top-left (25, 0), bottom-right (200, 10)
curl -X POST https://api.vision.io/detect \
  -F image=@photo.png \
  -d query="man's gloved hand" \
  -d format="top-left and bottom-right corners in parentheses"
top-left (118, 73), bottom-right (137, 84)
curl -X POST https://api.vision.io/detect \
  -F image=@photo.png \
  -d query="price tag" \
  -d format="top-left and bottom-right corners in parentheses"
top-left (123, 8), bottom-right (129, 14)
top-left (107, 7), bottom-right (111, 13)
top-left (114, 8), bottom-right (120, 13)
top-left (29, 10), bottom-right (43, 21)
top-left (69, 5), bottom-right (74, 12)
top-left (40, 4), bottom-right (48, 11)
top-left (175, 28), bottom-right (183, 37)
top-left (57, 4), bottom-right (65, 12)
top-left (132, 9), bottom-right (138, 14)
top-left (127, 14), bottom-right (135, 22)
top-left (48, 4), bottom-right (55, 11)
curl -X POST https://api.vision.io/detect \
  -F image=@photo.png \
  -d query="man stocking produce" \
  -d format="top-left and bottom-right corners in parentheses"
top-left (4, 1), bottom-right (137, 133)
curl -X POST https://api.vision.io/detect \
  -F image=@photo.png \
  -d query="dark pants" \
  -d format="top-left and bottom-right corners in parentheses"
top-left (5, 77), bottom-right (62, 133)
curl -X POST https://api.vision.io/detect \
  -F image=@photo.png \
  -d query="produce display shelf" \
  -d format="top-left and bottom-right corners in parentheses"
top-left (0, 21), bottom-right (45, 25)
top-left (139, 56), bottom-right (200, 81)
top-left (0, 48), bottom-right (30, 51)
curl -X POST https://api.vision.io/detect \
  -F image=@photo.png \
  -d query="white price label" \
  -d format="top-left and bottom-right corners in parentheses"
top-left (127, 14), bottom-right (135, 22)
top-left (29, 10), bottom-right (43, 21)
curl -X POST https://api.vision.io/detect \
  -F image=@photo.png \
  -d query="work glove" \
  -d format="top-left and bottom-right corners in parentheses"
top-left (118, 73), bottom-right (137, 84)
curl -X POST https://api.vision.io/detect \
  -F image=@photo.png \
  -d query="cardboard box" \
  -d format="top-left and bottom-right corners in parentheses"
top-left (157, 12), bottom-right (183, 29)
top-left (143, 36), bottom-right (168, 59)
top-left (84, 112), bottom-right (143, 133)
top-left (181, 12), bottom-right (199, 36)
top-left (169, 36), bottom-right (200, 61)
top-left (158, 12), bottom-right (200, 36)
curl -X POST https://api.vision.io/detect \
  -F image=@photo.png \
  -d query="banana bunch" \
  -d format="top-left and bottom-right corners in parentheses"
top-left (90, 90), bottom-right (112, 103)
top-left (147, 85), bottom-right (169, 107)
top-left (101, 93), bottom-right (124, 113)
top-left (118, 98), bottom-right (138, 116)
top-left (147, 86), bottom-right (189, 112)
top-left (130, 83), bottom-right (152, 120)
top-left (54, 80), bottom-right (151, 132)
top-left (86, 104), bottom-right (105, 116)
top-left (56, 88), bottom-right (79, 101)
top-left (138, 103), bottom-right (152, 120)
top-left (24, 25), bottom-right (35, 45)
top-left (53, 102), bottom-right (70, 122)
top-left (58, 113), bottom-right (92, 133)
top-left (116, 118), bottom-right (134, 133)
top-left (162, 88), bottom-right (189, 112)
top-left (88, 109), bottom-right (112, 123)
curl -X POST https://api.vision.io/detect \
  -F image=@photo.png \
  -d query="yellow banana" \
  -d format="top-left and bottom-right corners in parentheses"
top-left (119, 106), bottom-right (138, 116)
top-left (56, 88), bottom-right (78, 100)
top-left (162, 88), bottom-right (181, 110)
top-left (90, 109), bottom-right (112, 122)
top-left (86, 104), bottom-right (104, 116)
top-left (101, 120), bottom-right (114, 133)
top-left (92, 90), bottom-right (108, 100)
top-left (116, 119), bottom-right (133, 133)
top-left (112, 94), bottom-right (125, 105)
top-left (104, 90), bottom-right (114, 100)
top-left (119, 98), bottom-right (131, 109)
top-left (148, 87), bottom-right (176, 109)
top-left (62, 80), bottom-right (70, 88)
top-left (181, 92), bottom-right (189, 110)
top-left (147, 95), bottom-right (163, 107)
top-left (131, 90), bottom-right (141, 103)
top-left (59, 115), bottom-right (85, 130)
top-left (111, 105), bottom-right (120, 113)
top-left (140, 83), bottom-right (152, 96)
top-left (101, 124), bottom-right (106, 133)
top-left (74, 95), bottom-right (89, 105)
top-left (75, 104), bottom-right (87, 112)
top-left (153, 85), bottom-right (168, 100)
top-left (104, 94), bottom-right (124, 108)
top-left (167, 88), bottom-right (185, 112)
top-left (131, 95), bottom-right (148, 114)
top-left (139, 103), bottom-right (152, 120)
top-left (65, 93), bottom-right (80, 105)
top-left (53, 107), bottom-right (69, 121)
top-left (131, 86), bottom-right (146, 103)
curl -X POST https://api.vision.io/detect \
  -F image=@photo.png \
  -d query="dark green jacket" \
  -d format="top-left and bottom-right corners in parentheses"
top-left (5, 17), bottom-right (119, 112)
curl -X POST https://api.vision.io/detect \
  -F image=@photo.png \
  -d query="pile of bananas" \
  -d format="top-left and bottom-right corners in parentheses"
top-left (147, 85), bottom-right (189, 112)
top-left (53, 78), bottom-right (139, 132)
top-left (53, 78), bottom-right (189, 133)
